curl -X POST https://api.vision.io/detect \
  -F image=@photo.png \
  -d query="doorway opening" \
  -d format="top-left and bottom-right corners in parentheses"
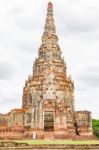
top-left (44, 111), bottom-right (54, 131)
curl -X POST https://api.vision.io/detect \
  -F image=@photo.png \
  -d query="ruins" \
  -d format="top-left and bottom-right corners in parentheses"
top-left (0, 2), bottom-right (93, 139)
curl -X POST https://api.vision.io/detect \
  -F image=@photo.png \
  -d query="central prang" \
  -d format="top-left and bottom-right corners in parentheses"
top-left (0, 2), bottom-right (93, 140)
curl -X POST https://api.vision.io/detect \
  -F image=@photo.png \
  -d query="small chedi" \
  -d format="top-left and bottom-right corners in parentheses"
top-left (0, 2), bottom-right (93, 139)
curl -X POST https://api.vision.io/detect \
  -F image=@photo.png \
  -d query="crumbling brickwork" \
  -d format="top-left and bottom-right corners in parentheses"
top-left (0, 2), bottom-right (93, 139)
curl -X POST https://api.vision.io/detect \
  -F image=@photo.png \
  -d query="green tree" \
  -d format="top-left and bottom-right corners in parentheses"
top-left (92, 119), bottom-right (99, 138)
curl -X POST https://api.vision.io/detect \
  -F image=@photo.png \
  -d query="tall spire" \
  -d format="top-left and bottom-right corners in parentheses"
top-left (44, 2), bottom-right (56, 34)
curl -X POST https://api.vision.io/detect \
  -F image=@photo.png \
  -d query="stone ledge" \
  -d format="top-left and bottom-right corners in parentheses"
top-left (0, 142), bottom-right (99, 150)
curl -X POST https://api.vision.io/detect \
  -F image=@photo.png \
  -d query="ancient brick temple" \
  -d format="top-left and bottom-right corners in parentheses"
top-left (0, 2), bottom-right (93, 139)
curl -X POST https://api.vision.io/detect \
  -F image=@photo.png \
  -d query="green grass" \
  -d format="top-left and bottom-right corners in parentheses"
top-left (14, 140), bottom-right (99, 145)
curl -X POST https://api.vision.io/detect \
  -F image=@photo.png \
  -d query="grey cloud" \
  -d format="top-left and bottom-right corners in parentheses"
top-left (0, 95), bottom-right (21, 114)
top-left (0, 62), bottom-right (15, 80)
top-left (66, 22), bottom-right (97, 33)
top-left (14, 13), bottom-right (44, 32)
top-left (55, 0), bottom-right (99, 38)
top-left (75, 86), bottom-right (87, 92)
top-left (56, 17), bottom-right (99, 39)
top-left (0, 97), bottom-right (18, 106)
top-left (78, 74), bottom-right (99, 87)
top-left (15, 16), bottom-right (35, 31)
top-left (8, 6), bottom-right (25, 15)
top-left (77, 65), bottom-right (99, 87)
top-left (6, 1), bottom-right (45, 32)
top-left (17, 40), bottom-right (34, 52)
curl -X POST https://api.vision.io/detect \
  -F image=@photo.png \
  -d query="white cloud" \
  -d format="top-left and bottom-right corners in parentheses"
top-left (0, 0), bottom-right (99, 119)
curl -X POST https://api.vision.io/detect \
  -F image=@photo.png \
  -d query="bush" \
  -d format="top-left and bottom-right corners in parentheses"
top-left (92, 119), bottom-right (99, 138)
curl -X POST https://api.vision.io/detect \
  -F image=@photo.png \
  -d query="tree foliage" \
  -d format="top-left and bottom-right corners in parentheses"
top-left (92, 119), bottom-right (99, 138)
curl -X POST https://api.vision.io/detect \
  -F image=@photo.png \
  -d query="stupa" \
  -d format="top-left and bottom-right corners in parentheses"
top-left (0, 2), bottom-right (93, 139)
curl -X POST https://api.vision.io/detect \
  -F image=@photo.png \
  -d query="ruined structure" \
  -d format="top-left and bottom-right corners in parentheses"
top-left (0, 2), bottom-right (93, 139)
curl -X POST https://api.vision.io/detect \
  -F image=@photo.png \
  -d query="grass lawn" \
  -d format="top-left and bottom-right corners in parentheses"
top-left (14, 140), bottom-right (99, 145)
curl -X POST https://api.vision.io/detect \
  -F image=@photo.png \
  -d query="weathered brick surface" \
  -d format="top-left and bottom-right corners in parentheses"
top-left (0, 2), bottom-right (93, 140)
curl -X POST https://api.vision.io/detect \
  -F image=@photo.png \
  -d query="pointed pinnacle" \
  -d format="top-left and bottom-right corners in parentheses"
top-left (47, 1), bottom-right (53, 15)
top-left (48, 1), bottom-right (53, 8)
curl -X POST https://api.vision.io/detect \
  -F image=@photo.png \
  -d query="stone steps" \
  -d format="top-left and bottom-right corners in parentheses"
top-left (0, 144), bottom-right (99, 150)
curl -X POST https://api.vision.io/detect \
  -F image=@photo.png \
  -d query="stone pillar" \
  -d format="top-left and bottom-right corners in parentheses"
top-left (38, 102), bottom-right (43, 130)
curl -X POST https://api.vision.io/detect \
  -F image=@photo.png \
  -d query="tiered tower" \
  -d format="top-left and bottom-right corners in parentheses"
top-left (22, 2), bottom-right (76, 136)
top-left (0, 2), bottom-right (93, 140)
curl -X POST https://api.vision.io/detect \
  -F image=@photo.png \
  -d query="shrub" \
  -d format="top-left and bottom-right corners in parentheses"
top-left (92, 119), bottom-right (99, 138)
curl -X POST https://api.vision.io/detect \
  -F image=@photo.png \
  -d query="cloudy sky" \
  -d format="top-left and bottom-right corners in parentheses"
top-left (0, 0), bottom-right (99, 119)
